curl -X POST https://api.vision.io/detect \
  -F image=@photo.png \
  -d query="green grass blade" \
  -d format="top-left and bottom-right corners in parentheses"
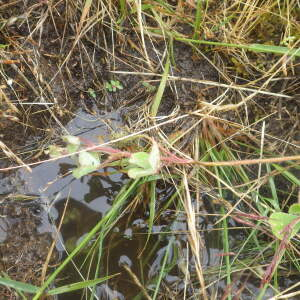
top-left (119, 0), bottom-right (127, 20)
top-left (0, 277), bottom-right (39, 294)
top-left (221, 206), bottom-right (232, 300)
top-left (145, 180), bottom-right (156, 246)
top-left (266, 164), bottom-right (280, 211)
top-left (192, 0), bottom-right (203, 40)
top-left (152, 236), bottom-right (174, 300)
top-left (249, 44), bottom-right (300, 57)
top-left (88, 231), bottom-right (105, 300)
top-left (214, 165), bottom-right (232, 300)
top-left (174, 36), bottom-right (300, 57)
top-left (47, 275), bottom-right (118, 295)
top-left (151, 57), bottom-right (170, 117)
top-left (272, 164), bottom-right (300, 186)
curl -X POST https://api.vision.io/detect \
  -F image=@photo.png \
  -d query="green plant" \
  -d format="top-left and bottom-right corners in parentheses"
top-left (105, 80), bottom-right (123, 92)
top-left (150, 57), bottom-right (170, 117)
top-left (127, 141), bottom-right (160, 178)
top-left (87, 88), bottom-right (96, 98)
top-left (280, 36), bottom-right (296, 46)
top-left (142, 81), bottom-right (156, 92)
top-left (0, 275), bottom-right (117, 298)
top-left (32, 178), bottom-right (141, 299)
top-left (268, 203), bottom-right (300, 241)
top-left (47, 136), bottom-right (161, 179)
top-left (47, 136), bottom-right (101, 179)
top-left (173, 36), bottom-right (300, 58)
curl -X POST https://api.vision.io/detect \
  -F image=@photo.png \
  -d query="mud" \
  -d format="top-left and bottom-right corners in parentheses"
top-left (0, 198), bottom-right (57, 299)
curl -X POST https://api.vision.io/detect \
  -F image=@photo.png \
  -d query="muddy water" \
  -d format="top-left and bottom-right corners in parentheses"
top-left (19, 108), bottom-right (125, 234)
top-left (0, 108), bottom-right (128, 299)
top-left (9, 108), bottom-right (188, 300)
top-left (16, 109), bottom-right (128, 298)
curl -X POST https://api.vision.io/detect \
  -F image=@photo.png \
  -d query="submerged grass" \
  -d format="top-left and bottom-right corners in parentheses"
top-left (0, 0), bottom-right (300, 299)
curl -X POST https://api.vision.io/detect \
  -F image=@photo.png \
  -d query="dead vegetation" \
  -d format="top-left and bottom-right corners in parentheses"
top-left (0, 0), bottom-right (300, 299)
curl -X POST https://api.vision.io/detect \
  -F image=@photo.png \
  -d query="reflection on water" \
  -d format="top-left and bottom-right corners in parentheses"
top-left (3, 108), bottom-right (285, 299)
top-left (17, 109), bottom-right (130, 298)
top-left (20, 108), bottom-right (124, 208)
top-left (18, 108), bottom-right (125, 227)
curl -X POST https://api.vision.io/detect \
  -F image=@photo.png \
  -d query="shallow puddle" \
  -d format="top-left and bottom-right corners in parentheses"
top-left (0, 108), bottom-right (129, 299)
top-left (0, 108), bottom-right (297, 299)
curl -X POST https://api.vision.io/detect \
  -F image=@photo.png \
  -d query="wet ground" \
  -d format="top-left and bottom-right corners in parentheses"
top-left (0, 1), bottom-right (300, 299)
top-left (0, 108), bottom-right (221, 299)
top-left (1, 109), bottom-right (298, 300)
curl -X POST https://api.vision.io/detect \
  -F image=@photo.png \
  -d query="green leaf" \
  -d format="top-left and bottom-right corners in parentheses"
top-left (105, 80), bottom-right (123, 92)
top-left (142, 81), bottom-right (156, 92)
top-left (115, 81), bottom-right (123, 89)
top-left (128, 167), bottom-right (155, 179)
top-left (151, 57), bottom-right (170, 117)
top-left (272, 164), bottom-right (300, 186)
top-left (0, 277), bottom-right (39, 294)
top-left (280, 36), bottom-right (296, 46)
top-left (249, 44), bottom-right (300, 57)
top-left (146, 181), bottom-right (156, 244)
top-left (78, 151), bottom-right (99, 167)
top-left (88, 88), bottom-right (96, 98)
top-left (289, 204), bottom-right (300, 215)
top-left (129, 152), bottom-right (151, 169)
top-left (173, 36), bottom-right (300, 58)
top-left (72, 152), bottom-right (100, 178)
top-left (72, 165), bottom-right (98, 179)
top-left (47, 275), bottom-right (117, 295)
top-left (149, 141), bottom-right (160, 172)
top-left (67, 143), bottom-right (80, 154)
top-left (127, 143), bottom-right (161, 179)
top-left (269, 212), bottom-right (300, 240)
top-left (105, 82), bottom-right (112, 92)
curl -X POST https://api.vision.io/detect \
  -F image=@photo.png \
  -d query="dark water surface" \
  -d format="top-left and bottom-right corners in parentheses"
top-left (18, 109), bottom-right (130, 299)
